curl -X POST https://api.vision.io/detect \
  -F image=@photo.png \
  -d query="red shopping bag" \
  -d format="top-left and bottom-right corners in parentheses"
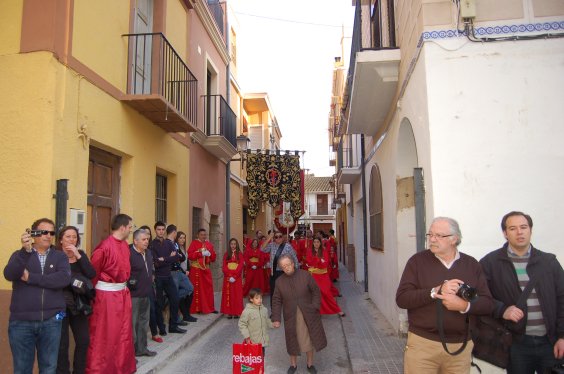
top-left (232, 341), bottom-right (264, 374)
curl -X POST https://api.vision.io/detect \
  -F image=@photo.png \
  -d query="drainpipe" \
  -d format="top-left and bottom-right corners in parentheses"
top-left (55, 179), bottom-right (69, 234)
top-left (360, 134), bottom-right (368, 292)
top-left (225, 6), bottom-right (231, 242)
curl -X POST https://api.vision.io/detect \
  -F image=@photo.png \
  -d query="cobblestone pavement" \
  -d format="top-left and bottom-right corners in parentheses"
top-left (136, 265), bottom-right (408, 374)
top-left (338, 269), bottom-right (405, 374)
top-left (159, 309), bottom-right (350, 374)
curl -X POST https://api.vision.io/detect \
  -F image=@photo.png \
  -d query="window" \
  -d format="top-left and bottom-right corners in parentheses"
top-left (192, 207), bottom-right (202, 240)
top-left (155, 174), bottom-right (167, 222)
top-left (317, 194), bottom-right (328, 215)
top-left (369, 165), bottom-right (383, 250)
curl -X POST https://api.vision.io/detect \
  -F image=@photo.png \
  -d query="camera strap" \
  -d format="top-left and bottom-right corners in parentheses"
top-left (436, 272), bottom-right (539, 356)
top-left (436, 299), bottom-right (470, 356)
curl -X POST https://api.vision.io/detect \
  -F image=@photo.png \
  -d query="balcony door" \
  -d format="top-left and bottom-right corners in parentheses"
top-left (133, 0), bottom-right (153, 94)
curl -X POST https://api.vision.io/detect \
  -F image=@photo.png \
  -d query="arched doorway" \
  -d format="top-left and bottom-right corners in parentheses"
top-left (395, 118), bottom-right (419, 271)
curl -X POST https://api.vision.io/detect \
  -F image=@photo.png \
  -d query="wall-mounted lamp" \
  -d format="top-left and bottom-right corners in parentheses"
top-left (232, 135), bottom-right (251, 167)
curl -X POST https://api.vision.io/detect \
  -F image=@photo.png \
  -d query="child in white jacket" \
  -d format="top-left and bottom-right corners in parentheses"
top-left (238, 288), bottom-right (276, 356)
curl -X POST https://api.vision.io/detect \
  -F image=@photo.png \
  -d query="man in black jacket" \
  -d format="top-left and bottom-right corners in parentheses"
top-left (3, 218), bottom-right (71, 373)
top-left (480, 211), bottom-right (564, 373)
top-left (130, 229), bottom-right (157, 357)
top-left (151, 221), bottom-right (186, 334)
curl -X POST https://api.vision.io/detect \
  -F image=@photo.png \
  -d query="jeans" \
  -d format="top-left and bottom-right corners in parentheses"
top-left (57, 310), bottom-right (89, 374)
top-left (172, 270), bottom-right (194, 299)
top-left (508, 335), bottom-right (559, 374)
top-left (9, 315), bottom-right (63, 374)
top-left (155, 276), bottom-right (180, 330)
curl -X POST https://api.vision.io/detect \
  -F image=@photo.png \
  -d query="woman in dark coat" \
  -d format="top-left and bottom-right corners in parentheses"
top-left (271, 254), bottom-right (327, 374)
top-left (56, 226), bottom-right (96, 374)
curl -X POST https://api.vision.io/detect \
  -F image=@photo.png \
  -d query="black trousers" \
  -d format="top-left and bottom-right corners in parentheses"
top-left (57, 310), bottom-right (89, 374)
top-left (155, 275), bottom-right (180, 330)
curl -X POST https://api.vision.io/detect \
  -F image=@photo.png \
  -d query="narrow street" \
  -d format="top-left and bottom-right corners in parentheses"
top-left (159, 300), bottom-right (352, 374)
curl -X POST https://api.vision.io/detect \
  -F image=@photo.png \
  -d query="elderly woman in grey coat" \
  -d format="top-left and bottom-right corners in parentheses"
top-left (271, 254), bottom-right (327, 374)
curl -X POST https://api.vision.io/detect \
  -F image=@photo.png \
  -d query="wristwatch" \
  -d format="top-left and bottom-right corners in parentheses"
top-left (430, 287), bottom-right (437, 299)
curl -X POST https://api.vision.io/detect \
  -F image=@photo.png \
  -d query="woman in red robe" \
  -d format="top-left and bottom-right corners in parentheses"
top-left (305, 238), bottom-right (344, 316)
top-left (242, 239), bottom-right (265, 296)
top-left (220, 238), bottom-right (244, 317)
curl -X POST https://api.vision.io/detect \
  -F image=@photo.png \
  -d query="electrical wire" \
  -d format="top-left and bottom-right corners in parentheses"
top-left (452, 0), bottom-right (564, 43)
top-left (464, 19), bottom-right (564, 43)
top-left (234, 11), bottom-right (351, 28)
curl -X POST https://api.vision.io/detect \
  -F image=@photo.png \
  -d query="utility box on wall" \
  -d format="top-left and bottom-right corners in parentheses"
top-left (69, 208), bottom-right (86, 247)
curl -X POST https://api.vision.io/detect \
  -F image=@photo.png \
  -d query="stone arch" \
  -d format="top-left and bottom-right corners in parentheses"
top-left (395, 118), bottom-right (418, 271)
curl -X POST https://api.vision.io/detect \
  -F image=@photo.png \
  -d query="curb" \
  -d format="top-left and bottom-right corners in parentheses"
top-left (137, 313), bottom-right (224, 374)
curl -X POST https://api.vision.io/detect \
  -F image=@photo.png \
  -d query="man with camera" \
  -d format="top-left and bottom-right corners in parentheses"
top-left (480, 211), bottom-right (564, 373)
top-left (4, 218), bottom-right (71, 374)
top-left (129, 228), bottom-right (157, 357)
top-left (396, 217), bottom-right (493, 373)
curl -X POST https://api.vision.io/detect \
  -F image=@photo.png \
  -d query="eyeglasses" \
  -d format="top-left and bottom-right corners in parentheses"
top-left (274, 235), bottom-right (283, 239)
top-left (425, 233), bottom-right (453, 239)
top-left (35, 230), bottom-right (56, 236)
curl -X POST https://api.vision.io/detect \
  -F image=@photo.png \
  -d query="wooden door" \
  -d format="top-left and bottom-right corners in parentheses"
top-left (87, 147), bottom-right (120, 254)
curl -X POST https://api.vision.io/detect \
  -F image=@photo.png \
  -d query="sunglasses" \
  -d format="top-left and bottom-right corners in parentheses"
top-left (31, 230), bottom-right (56, 237)
top-left (274, 235), bottom-right (283, 239)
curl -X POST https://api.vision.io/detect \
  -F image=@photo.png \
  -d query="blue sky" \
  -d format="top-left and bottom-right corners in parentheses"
top-left (229, 0), bottom-right (354, 177)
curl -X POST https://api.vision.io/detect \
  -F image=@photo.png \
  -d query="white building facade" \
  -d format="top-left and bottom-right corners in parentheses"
top-left (335, 2), bottom-right (564, 364)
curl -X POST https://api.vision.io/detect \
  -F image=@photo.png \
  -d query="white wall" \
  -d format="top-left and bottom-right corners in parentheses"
top-left (425, 37), bottom-right (564, 263)
top-left (364, 51), bottom-right (432, 330)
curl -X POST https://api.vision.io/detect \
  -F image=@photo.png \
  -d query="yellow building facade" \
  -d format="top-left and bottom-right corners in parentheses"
top-left (0, 0), bottom-right (237, 368)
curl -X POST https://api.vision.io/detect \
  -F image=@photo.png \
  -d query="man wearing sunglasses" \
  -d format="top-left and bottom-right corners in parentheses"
top-left (4, 218), bottom-right (71, 374)
top-left (261, 231), bottom-right (299, 304)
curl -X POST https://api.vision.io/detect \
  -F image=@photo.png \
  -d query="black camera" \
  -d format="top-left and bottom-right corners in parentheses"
top-left (456, 284), bottom-right (478, 302)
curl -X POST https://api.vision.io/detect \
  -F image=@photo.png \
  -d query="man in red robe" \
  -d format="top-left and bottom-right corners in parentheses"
top-left (187, 228), bottom-right (217, 314)
top-left (87, 214), bottom-right (136, 374)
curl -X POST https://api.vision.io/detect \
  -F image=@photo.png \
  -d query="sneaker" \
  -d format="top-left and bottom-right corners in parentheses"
top-left (307, 365), bottom-right (318, 374)
top-left (151, 336), bottom-right (163, 343)
top-left (287, 366), bottom-right (297, 374)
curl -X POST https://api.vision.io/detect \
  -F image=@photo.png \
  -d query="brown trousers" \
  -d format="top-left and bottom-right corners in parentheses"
top-left (404, 332), bottom-right (473, 374)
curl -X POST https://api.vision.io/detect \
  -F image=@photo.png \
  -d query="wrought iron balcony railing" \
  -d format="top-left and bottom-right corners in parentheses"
top-left (343, 0), bottom-right (397, 113)
top-left (202, 94), bottom-right (237, 147)
top-left (123, 33), bottom-right (197, 131)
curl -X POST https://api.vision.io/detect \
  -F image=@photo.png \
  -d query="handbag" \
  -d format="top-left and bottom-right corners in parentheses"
top-left (471, 275), bottom-right (538, 369)
top-left (232, 341), bottom-right (264, 374)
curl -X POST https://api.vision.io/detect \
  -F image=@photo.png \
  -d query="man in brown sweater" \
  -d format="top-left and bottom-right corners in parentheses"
top-left (396, 217), bottom-right (493, 374)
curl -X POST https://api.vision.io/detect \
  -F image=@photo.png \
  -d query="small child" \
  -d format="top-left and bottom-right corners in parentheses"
top-left (238, 288), bottom-right (275, 356)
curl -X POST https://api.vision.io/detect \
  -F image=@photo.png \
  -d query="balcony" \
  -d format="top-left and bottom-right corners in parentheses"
top-left (122, 33), bottom-right (198, 133)
top-left (192, 94), bottom-right (237, 163)
top-left (337, 138), bottom-right (361, 185)
top-left (343, 0), bottom-right (400, 136)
